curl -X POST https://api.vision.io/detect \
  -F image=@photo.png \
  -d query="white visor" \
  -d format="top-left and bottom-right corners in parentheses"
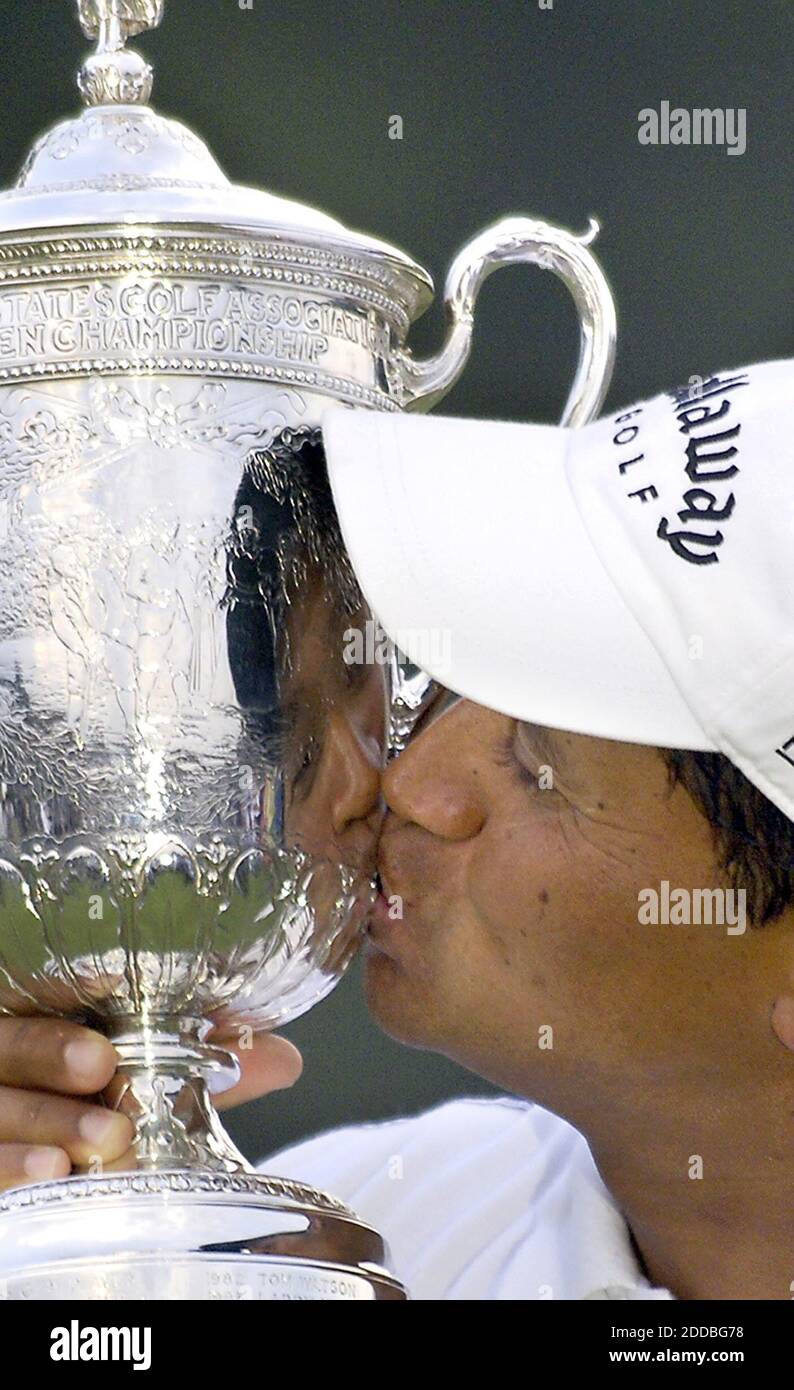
top-left (321, 358), bottom-right (794, 819)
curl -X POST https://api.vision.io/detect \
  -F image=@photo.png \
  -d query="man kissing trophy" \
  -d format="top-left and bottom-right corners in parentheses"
top-left (0, 0), bottom-right (615, 1299)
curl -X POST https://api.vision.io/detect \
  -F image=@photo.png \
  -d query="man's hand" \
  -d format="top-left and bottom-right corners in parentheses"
top-left (0, 1016), bottom-right (303, 1192)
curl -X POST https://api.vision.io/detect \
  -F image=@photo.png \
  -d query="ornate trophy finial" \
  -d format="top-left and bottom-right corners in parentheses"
top-left (76, 0), bottom-right (165, 107)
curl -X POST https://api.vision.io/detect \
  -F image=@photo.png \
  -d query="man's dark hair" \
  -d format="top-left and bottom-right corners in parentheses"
top-left (661, 749), bottom-right (794, 925)
top-left (225, 424), bottom-right (360, 713)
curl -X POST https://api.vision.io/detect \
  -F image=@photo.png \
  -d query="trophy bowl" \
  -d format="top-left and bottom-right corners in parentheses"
top-left (0, 0), bottom-right (615, 1300)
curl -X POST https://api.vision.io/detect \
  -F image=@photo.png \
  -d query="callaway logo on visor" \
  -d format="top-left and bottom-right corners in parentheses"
top-left (321, 357), bottom-right (794, 823)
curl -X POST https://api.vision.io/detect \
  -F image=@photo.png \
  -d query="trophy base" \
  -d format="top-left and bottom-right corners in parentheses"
top-left (0, 1170), bottom-right (407, 1301)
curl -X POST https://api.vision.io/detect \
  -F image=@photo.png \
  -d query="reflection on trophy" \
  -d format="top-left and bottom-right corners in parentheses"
top-left (0, 1), bottom-right (615, 1298)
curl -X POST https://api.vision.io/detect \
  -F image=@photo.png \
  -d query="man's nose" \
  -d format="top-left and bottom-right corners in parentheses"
top-left (382, 705), bottom-right (486, 840)
top-left (324, 709), bottom-right (383, 836)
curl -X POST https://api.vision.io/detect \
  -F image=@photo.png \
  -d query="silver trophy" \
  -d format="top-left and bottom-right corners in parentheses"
top-left (0, 0), bottom-right (616, 1300)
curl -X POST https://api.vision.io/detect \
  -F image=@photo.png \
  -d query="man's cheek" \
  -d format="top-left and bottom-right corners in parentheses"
top-left (468, 827), bottom-right (569, 926)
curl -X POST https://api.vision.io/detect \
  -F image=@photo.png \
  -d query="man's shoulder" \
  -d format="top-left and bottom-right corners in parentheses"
top-left (261, 1093), bottom-right (587, 1191)
top-left (258, 1095), bottom-right (627, 1299)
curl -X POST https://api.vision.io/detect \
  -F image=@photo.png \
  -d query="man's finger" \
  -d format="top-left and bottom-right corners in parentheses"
top-left (214, 1033), bottom-right (303, 1110)
top-left (0, 1017), bottom-right (118, 1096)
top-left (0, 1085), bottom-right (133, 1167)
top-left (0, 1142), bottom-right (71, 1192)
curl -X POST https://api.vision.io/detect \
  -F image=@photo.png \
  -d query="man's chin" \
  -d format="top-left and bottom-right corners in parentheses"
top-left (361, 949), bottom-right (558, 1105)
top-left (362, 948), bottom-right (446, 1051)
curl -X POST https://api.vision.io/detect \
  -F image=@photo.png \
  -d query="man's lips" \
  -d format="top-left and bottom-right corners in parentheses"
top-left (367, 869), bottom-right (407, 937)
top-left (368, 830), bottom-right (429, 942)
top-left (368, 888), bottom-right (395, 931)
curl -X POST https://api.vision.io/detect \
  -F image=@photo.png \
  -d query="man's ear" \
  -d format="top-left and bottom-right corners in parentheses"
top-left (770, 996), bottom-right (794, 1050)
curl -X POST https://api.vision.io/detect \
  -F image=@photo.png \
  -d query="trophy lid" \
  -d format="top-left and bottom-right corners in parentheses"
top-left (0, 0), bottom-right (433, 320)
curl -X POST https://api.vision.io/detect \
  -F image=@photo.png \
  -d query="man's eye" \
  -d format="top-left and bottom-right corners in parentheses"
top-left (494, 723), bottom-right (558, 793)
top-left (494, 737), bottom-right (541, 790)
top-left (297, 737), bottom-right (318, 776)
top-left (288, 734), bottom-right (320, 795)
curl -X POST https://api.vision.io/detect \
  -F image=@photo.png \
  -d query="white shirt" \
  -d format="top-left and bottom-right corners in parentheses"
top-left (261, 1096), bottom-right (674, 1301)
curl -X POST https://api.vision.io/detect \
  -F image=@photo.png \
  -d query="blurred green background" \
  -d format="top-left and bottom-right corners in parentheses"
top-left (0, 0), bottom-right (789, 1161)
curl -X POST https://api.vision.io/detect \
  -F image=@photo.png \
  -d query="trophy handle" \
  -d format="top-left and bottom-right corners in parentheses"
top-left (393, 215), bottom-right (617, 426)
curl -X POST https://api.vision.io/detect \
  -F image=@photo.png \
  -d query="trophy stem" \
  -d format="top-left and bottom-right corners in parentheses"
top-left (98, 1016), bottom-right (253, 1175)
